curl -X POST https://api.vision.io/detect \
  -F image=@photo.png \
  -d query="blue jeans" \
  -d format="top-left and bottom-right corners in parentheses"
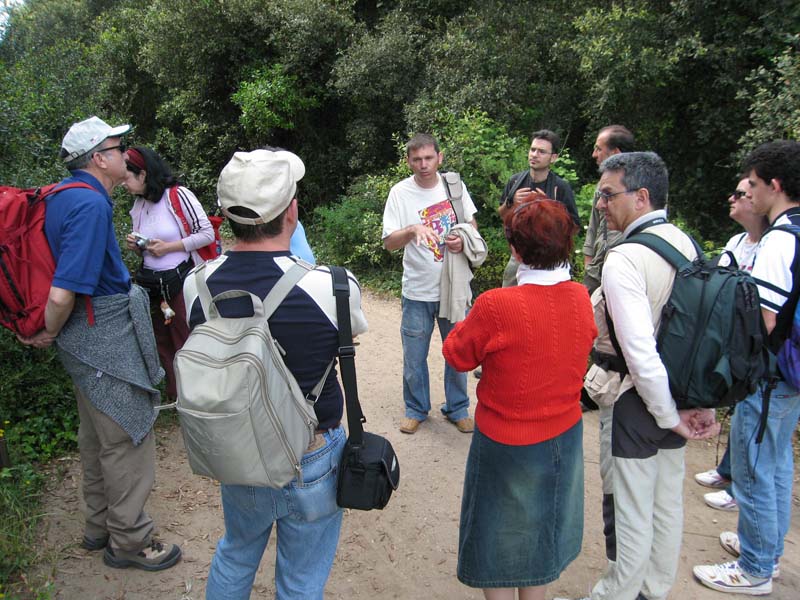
top-left (401, 297), bottom-right (469, 421)
top-left (206, 426), bottom-right (346, 600)
top-left (730, 380), bottom-right (800, 578)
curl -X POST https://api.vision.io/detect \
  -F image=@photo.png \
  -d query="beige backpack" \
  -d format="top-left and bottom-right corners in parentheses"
top-left (174, 261), bottom-right (331, 488)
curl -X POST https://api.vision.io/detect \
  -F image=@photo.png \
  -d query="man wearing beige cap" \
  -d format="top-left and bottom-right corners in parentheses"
top-left (17, 116), bottom-right (181, 571)
top-left (182, 149), bottom-right (367, 599)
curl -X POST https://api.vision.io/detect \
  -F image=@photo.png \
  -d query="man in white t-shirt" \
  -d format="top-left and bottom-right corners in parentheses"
top-left (694, 140), bottom-right (800, 596)
top-left (382, 134), bottom-right (478, 435)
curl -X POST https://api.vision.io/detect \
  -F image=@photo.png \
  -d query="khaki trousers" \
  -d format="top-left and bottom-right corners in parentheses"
top-left (592, 442), bottom-right (685, 600)
top-left (75, 385), bottom-right (155, 552)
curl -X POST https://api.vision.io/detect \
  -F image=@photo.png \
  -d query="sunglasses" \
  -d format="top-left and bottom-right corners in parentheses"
top-left (731, 190), bottom-right (748, 200)
top-left (96, 143), bottom-right (127, 155)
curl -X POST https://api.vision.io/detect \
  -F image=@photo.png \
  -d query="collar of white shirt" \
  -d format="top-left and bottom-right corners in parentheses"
top-left (517, 263), bottom-right (571, 286)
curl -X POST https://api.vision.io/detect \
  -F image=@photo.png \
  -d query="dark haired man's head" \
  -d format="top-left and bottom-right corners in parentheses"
top-left (227, 206), bottom-right (287, 242)
top-left (406, 133), bottom-right (440, 156)
top-left (593, 125), bottom-right (634, 166)
top-left (531, 129), bottom-right (560, 151)
top-left (742, 141), bottom-right (800, 204)
top-left (528, 130), bottom-right (560, 177)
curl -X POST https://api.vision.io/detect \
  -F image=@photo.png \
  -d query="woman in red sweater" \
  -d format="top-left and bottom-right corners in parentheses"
top-left (443, 196), bottom-right (596, 600)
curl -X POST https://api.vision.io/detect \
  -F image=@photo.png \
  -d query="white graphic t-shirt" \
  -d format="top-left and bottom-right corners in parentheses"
top-left (382, 175), bottom-right (477, 301)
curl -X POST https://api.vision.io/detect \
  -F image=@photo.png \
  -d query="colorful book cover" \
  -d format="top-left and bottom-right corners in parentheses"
top-left (419, 199), bottom-right (457, 262)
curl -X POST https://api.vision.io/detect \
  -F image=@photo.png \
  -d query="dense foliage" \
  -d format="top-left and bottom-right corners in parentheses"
top-left (0, 1), bottom-right (798, 592)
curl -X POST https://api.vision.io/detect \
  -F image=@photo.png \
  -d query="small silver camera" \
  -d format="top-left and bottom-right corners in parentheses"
top-left (132, 232), bottom-right (149, 250)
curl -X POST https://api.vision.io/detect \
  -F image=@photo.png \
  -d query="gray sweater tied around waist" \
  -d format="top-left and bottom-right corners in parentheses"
top-left (56, 284), bottom-right (164, 445)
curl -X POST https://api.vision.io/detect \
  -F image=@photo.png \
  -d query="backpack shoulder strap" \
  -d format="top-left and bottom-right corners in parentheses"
top-left (506, 171), bottom-right (529, 202)
top-left (619, 231), bottom-right (698, 270)
top-left (168, 186), bottom-right (192, 237)
top-left (41, 181), bottom-right (97, 200)
top-left (261, 260), bottom-right (315, 320)
top-left (441, 171), bottom-right (466, 223)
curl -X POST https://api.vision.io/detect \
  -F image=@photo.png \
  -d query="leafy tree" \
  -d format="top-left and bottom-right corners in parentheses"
top-left (739, 34), bottom-right (800, 150)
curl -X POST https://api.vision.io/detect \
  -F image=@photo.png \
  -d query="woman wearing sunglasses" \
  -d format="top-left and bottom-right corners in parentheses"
top-left (443, 195), bottom-right (596, 600)
top-left (123, 146), bottom-right (214, 402)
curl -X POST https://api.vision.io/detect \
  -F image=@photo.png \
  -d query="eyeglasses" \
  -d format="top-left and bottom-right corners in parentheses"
top-left (96, 143), bottom-right (126, 155)
top-left (731, 190), bottom-right (748, 200)
top-left (529, 148), bottom-right (552, 155)
top-left (594, 189), bottom-right (637, 203)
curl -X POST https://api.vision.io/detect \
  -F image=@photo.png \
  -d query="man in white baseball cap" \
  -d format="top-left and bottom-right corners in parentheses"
top-left (19, 115), bottom-right (182, 572)
top-left (184, 148), bottom-right (368, 598)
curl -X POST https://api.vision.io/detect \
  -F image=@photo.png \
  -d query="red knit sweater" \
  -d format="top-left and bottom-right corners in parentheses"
top-left (442, 282), bottom-right (597, 445)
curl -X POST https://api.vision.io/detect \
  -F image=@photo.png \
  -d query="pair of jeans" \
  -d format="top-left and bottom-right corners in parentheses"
top-left (730, 380), bottom-right (800, 579)
top-left (205, 426), bottom-right (346, 600)
top-left (400, 296), bottom-right (469, 421)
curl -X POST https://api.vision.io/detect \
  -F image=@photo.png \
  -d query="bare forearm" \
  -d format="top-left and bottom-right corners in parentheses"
top-left (45, 286), bottom-right (76, 337)
top-left (384, 224), bottom-right (438, 251)
top-left (762, 308), bottom-right (776, 335)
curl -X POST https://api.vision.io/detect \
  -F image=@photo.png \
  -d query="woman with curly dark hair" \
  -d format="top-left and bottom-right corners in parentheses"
top-left (123, 146), bottom-right (214, 401)
top-left (443, 195), bottom-right (596, 600)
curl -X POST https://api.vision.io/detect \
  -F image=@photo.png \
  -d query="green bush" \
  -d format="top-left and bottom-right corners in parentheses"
top-left (0, 331), bottom-right (77, 465)
top-left (311, 172), bottom-right (403, 276)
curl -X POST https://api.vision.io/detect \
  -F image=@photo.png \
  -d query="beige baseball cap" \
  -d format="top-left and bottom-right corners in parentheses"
top-left (217, 149), bottom-right (305, 225)
top-left (61, 116), bottom-right (131, 162)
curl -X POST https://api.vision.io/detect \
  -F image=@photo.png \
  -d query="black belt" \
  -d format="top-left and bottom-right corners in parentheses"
top-left (591, 349), bottom-right (629, 376)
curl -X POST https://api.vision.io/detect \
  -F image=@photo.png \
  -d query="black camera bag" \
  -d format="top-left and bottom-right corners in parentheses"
top-left (330, 266), bottom-right (400, 510)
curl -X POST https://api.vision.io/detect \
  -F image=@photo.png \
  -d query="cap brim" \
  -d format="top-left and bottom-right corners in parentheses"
top-left (107, 124), bottom-right (132, 138)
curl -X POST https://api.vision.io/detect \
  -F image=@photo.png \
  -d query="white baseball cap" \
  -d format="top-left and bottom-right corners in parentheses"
top-left (61, 116), bottom-right (131, 162)
top-left (217, 149), bottom-right (305, 225)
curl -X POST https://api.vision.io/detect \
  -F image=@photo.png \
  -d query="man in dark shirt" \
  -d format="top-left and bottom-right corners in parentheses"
top-left (498, 129), bottom-right (578, 286)
top-left (184, 149), bottom-right (367, 599)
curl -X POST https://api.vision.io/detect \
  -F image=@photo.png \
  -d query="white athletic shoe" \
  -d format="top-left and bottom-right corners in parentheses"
top-left (694, 468), bottom-right (730, 488)
top-left (719, 532), bottom-right (780, 578)
top-left (705, 489), bottom-right (738, 511)
top-left (693, 561), bottom-right (772, 595)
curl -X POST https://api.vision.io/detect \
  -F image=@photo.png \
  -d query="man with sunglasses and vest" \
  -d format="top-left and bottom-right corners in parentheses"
top-left (498, 129), bottom-right (579, 287)
top-left (17, 116), bottom-right (181, 571)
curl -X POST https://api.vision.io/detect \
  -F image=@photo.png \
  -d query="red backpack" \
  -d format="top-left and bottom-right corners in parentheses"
top-left (168, 186), bottom-right (223, 262)
top-left (0, 182), bottom-right (94, 337)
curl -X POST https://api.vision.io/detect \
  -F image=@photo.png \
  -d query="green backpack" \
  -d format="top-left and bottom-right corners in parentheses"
top-left (607, 231), bottom-right (772, 410)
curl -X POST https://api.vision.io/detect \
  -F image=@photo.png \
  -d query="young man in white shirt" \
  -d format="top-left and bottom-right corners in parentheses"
top-left (382, 134), bottom-right (478, 435)
top-left (694, 140), bottom-right (800, 596)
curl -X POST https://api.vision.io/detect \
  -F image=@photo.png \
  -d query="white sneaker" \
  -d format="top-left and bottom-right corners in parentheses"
top-left (719, 532), bottom-right (780, 578)
top-left (705, 489), bottom-right (738, 511)
top-left (695, 468), bottom-right (730, 488)
top-left (693, 561), bottom-right (772, 595)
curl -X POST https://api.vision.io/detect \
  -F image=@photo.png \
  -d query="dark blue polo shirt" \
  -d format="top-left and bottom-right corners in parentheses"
top-left (44, 171), bottom-right (131, 297)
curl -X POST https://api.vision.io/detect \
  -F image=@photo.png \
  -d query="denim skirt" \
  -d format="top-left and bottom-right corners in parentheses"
top-left (457, 420), bottom-right (584, 588)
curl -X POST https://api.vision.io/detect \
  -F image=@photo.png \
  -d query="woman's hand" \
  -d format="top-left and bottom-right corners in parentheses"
top-left (126, 233), bottom-right (143, 255)
top-left (144, 238), bottom-right (184, 257)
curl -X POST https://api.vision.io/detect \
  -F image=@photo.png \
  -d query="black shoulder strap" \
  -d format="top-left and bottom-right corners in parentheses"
top-left (503, 171), bottom-right (529, 206)
top-left (330, 266), bottom-right (365, 445)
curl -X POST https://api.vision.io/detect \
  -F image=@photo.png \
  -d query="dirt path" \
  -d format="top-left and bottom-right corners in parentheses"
top-left (35, 290), bottom-right (799, 599)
